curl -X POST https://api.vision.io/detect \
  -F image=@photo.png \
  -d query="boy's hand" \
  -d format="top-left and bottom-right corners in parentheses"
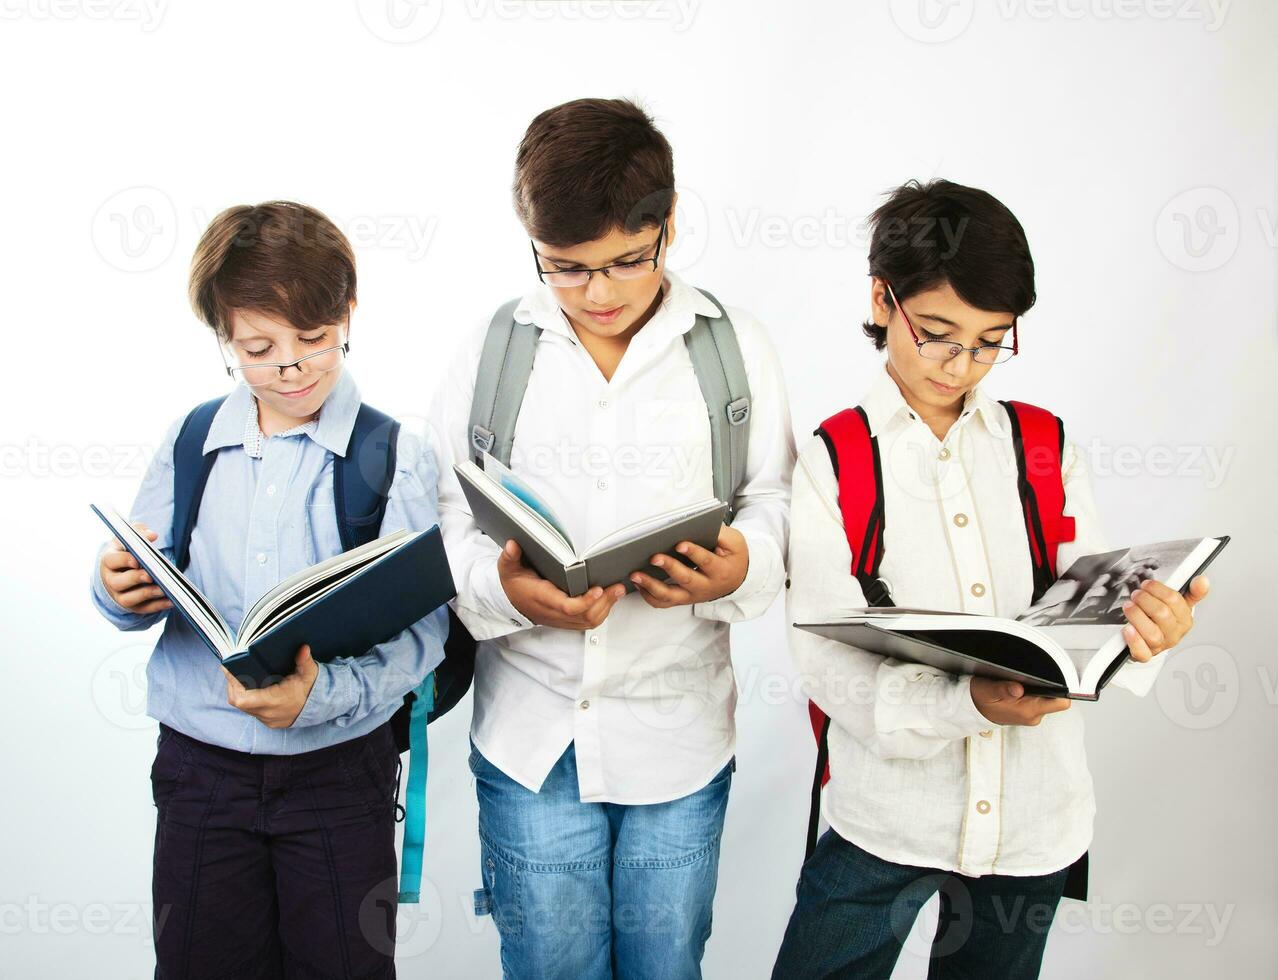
top-left (100, 523), bottom-right (173, 614)
top-left (221, 645), bottom-right (318, 729)
top-left (629, 525), bottom-right (749, 609)
top-left (1121, 576), bottom-right (1210, 662)
top-left (498, 540), bottom-right (626, 630)
top-left (970, 678), bottom-right (1072, 727)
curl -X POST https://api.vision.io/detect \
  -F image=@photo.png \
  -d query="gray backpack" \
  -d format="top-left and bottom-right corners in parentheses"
top-left (467, 289), bottom-right (752, 520)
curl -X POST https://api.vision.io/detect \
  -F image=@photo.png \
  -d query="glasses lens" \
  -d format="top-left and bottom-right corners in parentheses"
top-left (918, 341), bottom-right (962, 361)
top-left (297, 345), bottom-right (345, 374)
top-left (228, 344), bottom-right (346, 387)
top-left (542, 270), bottom-right (590, 287)
top-left (973, 346), bottom-right (1014, 365)
top-left (607, 260), bottom-right (655, 281)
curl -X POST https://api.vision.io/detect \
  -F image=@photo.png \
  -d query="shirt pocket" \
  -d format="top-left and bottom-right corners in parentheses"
top-left (305, 473), bottom-right (344, 566)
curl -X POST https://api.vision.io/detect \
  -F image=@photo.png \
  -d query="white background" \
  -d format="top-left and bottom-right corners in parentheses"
top-left (2, 1), bottom-right (1273, 976)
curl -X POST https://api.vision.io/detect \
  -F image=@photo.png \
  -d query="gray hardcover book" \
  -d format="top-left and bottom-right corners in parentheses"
top-left (455, 459), bottom-right (728, 597)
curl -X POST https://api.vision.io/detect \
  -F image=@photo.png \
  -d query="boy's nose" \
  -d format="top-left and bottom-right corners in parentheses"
top-left (584, 273), bottom-right (617, 308)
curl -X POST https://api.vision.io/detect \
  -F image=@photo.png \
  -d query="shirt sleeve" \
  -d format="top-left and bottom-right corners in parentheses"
top-left (692, 309), bottom-right (797, 624)
top-left (1051, 433), bottom-right (1166, 697)
top-left (787, 436), bottom-right (990, 761)
top-left (88, 416), bottom-right (182, 632)
top-left (427, 320), bottom-right (535, 643)
top-left (291, 421), bottom-right (451, 728)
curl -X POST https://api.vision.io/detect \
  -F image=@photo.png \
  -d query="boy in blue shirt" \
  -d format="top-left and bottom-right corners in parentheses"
top-left (90, 201), bottom-right (447, 979)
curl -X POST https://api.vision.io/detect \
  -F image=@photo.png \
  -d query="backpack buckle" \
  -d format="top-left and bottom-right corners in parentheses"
top-left (727, 397), bottom-right (751, 427)
top-left (471, 425), bottom-right (496, 457)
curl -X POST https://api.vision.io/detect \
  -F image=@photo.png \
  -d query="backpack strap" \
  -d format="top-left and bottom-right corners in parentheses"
top-left (171, 396), bottom-right (229, 571)
top-left (684, 289), bottom-right (752, 520)
top-left (334, 404), bottom-right (400, 551)
top-left (468, 298), bottom-right (539, 467)
top-left (802, 406), bottom-right (895, 857)
top-left (1000, 400), bottom-right (1076, 603)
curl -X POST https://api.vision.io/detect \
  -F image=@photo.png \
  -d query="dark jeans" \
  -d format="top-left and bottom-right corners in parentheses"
top-left (150, 721), bottom-right (402, 979)
top-left (771, 830), bottom-right (1069, 980)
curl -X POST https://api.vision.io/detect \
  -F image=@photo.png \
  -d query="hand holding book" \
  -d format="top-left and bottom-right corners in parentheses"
top-left (498, 538), bottom-right (628, 631)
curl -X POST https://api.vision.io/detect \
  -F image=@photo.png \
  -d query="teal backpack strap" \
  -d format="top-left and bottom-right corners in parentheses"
top-left (683, 289), bottom-right (752, 521)
top-left (468, 298), bottom-right (541, 467)
top-left (398, 671), bottom-right (435, 904)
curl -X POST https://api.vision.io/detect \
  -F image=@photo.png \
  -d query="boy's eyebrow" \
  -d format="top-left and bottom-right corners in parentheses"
top-left (915, 312), bottom-right (1014, 333)
top-left (539, 241), bottom-right (653, 268)
top-left (233, 326), bottom-right (328, 343)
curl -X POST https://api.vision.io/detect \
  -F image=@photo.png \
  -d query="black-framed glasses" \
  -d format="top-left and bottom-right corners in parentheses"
top-left (885, 281), bottom-right (1018, 365)
top-left (531, 221), bottom-right (666, 287)
top-left (221, 323), bottom-right (350, 388)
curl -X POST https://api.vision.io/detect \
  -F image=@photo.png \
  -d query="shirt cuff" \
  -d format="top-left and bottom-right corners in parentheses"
top-left (1108, 653), bottom-right (1166, 697)
top-left (876, 667), bottom-right (993, 742)
top-left (291, 661), bottom-right (359, 727)
top-left (457, 552), bottom-right (534, 641)
top-left (691, 525), bottom-right (780, 624)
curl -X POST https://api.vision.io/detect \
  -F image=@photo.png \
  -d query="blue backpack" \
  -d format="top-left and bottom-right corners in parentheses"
top-left (170, 395), bottom-right (474, 904)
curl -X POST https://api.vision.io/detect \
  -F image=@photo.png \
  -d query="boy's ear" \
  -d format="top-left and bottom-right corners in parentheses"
top-left (869, 276), bottom-right (892, 326)
top-left (665, 193), bottom-right (678, 252)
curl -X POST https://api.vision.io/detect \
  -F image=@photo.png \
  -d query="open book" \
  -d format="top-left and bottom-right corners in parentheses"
top-left (454, 455), bottom-right (728, 597)
top-left (796, 536), bottom-right (1228, 700)
top-left (92, 504), bottom-right (456, 687)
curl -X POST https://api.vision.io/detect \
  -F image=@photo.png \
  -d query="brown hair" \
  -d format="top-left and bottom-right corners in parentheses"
top-left (189, 201), bottom-right (356, 342)
top-left (513, 97), bottom-right (675, 247)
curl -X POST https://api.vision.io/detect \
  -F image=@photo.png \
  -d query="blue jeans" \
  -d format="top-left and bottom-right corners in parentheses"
top-left (771, 830), bottom-right (1069, 980)
top-left (469, 740), bottom-right (732, 980)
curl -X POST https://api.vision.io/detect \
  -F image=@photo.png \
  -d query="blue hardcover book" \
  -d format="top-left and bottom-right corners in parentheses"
top-left (91, 503), bottom-right (456, 687)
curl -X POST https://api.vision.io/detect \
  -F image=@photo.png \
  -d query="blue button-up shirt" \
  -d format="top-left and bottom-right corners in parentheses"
top-left (89, 369), bottom-right (448, 754)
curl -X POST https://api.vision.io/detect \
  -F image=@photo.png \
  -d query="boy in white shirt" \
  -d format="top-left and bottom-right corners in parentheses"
top-left (772, 179), bottom-right (1211, 979)
top-left (431, 97), bottom-right (796, 979)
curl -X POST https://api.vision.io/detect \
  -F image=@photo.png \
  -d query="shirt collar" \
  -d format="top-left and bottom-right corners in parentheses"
top-left (861, 364), bottom-right (1008, 439)
top-left (202, 368), bottom-right (362, 457)
top-left (513, 269), bottom-right (722, 345)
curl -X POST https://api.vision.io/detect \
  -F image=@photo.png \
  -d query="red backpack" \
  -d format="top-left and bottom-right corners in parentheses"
top-left (806, 399), bottom-right (1088, 897)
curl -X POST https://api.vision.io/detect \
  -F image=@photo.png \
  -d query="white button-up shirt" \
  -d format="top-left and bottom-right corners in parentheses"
top-left (432, 272), bottom-right (796, 804)
top-left (789, 366), bottom-right (1162, 877)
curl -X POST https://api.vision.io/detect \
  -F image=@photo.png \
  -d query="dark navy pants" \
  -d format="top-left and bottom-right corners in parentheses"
top-left (771, 830), bottom-right (1069, 980)
top-left (150, 720), bottom-right (402, 979)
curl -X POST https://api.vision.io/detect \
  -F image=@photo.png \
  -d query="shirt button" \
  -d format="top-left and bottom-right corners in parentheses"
top-left (579, 700), bottom-right (590, 710)
top-left (598, 399), bottom-right (609, 409)
top-left (953, 513), bottom-right (969, 528)
top-left (588, 635), bottom-right (600, 646)
top-left (976, 799), bottom-right (992, 814)
top-left (266, 484), bottom-right (276, 496)
top-left (938, 448), bottom-right (951, 461)
top-left (979, 730), bottom-right (993, 739)
top-left (256, 552), bottom-right (267, 565)
top-left (970, 582), bottom-right (986, 597)
top-left (597, 479), bottom-right (608, 491)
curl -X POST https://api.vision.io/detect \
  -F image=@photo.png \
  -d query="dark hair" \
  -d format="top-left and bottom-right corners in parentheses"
top-left (860, 179), bottom-right (1035, 350)
top-left (189, 201), bottom-right (357, 342)
top-left (513, 97), bottom-right (675, 247)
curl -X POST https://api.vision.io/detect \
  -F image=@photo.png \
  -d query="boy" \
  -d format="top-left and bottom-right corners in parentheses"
top-left (772, 179), bottom-right (1211, 979)
top-left (90, 201), bottom-right (448, 979)
top-left (432, 98), bottom-right (796, 979)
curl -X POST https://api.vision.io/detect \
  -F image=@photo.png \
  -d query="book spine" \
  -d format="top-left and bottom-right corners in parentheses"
top-left (565, 562), bottom-right (590, 598)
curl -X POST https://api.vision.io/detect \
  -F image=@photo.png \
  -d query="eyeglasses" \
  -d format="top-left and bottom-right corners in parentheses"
top-left (221, 323), bottom-right (350, 388)
top-left (531, 221), bottom-right (666, 287)
top-left (885, 281), bottom-right (1018, 365)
